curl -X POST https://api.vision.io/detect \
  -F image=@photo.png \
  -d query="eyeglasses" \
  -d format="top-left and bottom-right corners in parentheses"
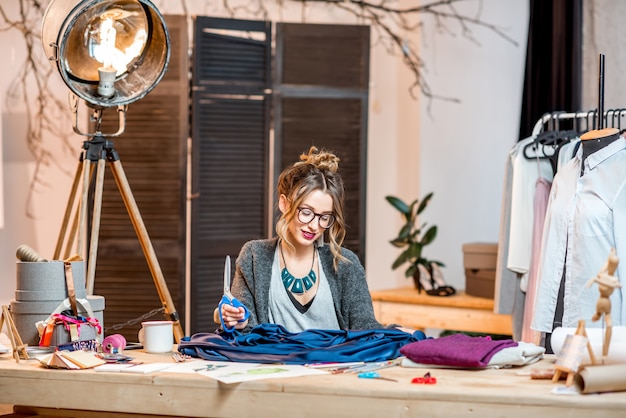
top-left (297, 207), bottom-right (335, 229)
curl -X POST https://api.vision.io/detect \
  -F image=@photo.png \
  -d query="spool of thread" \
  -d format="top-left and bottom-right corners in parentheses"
top-left (102, 334), bottom-right (127, 354)
top-left (16, 244), bottom-right (48, 262)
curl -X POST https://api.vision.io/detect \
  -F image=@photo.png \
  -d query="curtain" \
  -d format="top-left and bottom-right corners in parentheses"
top-left (518, 0), bottom-right (583, 139)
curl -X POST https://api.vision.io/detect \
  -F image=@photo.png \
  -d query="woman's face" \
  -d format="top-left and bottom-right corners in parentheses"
top-left (282, 189), bottom-right (334, 250)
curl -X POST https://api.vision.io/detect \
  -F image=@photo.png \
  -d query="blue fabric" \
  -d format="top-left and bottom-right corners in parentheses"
top-left (178, 323), bottom-right (427, 364)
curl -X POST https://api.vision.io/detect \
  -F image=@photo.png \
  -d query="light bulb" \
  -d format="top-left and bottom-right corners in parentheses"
top-left (96, 16), bottom-right (117, 98)
top-left (97, 66), bottom-right (117, 98)
top-left (99, 16), bottom-right (117, 70)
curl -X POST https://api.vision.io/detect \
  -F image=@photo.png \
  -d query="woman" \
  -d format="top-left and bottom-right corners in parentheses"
top-left (215, 146), bottom-right (396, 333)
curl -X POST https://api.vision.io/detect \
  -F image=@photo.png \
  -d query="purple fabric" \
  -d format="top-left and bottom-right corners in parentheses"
top-left (400, 333), bottom-right (518, 368)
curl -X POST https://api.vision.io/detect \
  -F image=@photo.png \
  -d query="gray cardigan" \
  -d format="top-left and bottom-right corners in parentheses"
top-left (231, 237), bottom-right (387, 333)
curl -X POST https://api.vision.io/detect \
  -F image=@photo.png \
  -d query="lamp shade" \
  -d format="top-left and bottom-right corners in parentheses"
top-left (42, 0), bottom-right (170, 107)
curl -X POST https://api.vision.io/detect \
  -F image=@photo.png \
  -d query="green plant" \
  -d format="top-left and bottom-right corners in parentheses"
top-left (386, 192), bottom-right (443, 279)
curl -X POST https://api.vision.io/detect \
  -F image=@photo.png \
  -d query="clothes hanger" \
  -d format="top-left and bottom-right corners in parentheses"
top-left (552, 113), bottom-right (577, 142)
top-left (524, 112), bottom-right (571, 159)
top-left (524, 113), bottom-right (551, 160)
top-left (545, 114), bottom-right (573, 175)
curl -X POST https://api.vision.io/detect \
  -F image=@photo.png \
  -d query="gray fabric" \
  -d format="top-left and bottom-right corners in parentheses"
top-left (231, 237), bottom-right (387, 333)
top-left (494, 142), bottom-right (518, 314)
top-left (511, 275), bottom-right (525, 342)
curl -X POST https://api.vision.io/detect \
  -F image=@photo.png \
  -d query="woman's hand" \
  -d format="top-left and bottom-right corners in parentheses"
top-left (214, 304), bottom-right (249, 330)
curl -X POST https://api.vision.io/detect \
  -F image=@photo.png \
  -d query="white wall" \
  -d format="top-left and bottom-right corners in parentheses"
top-left (0, 3), bottom-right (77, 308)
top-left (0, 0), bottom-right (528, 310)
top-left (0, 101), bottom-right (4, 230)
top-left (414, 1), bottom-right (529, 291)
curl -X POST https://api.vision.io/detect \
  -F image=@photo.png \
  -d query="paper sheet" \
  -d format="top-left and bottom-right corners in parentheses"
top-left (191, 361), bottom-right (328, 384)
top-left (98, 358), bottom-right (328, 382)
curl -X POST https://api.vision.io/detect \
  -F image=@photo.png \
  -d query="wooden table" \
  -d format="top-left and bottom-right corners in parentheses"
top-left (371, 287), bottom-right (513, 335)
top-left (1, 350), bottom-right (625, 417)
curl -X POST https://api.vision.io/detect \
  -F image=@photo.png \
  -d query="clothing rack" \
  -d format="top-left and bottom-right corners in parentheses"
top-left (526, 108), bottom-right (626, 174)
top-left (531, 109), bottom-right (626, 137)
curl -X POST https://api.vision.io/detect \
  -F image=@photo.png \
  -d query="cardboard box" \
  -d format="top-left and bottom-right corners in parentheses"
top-left (462, 242), bottom-right (498, 299)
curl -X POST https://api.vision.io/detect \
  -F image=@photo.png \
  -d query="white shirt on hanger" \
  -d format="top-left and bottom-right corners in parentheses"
top-left (507, 136), bottom-right (553, 283)
top-left (532, 137), bottom-right (626, 332)
top-left (556, 138), bottom-right (580, 171)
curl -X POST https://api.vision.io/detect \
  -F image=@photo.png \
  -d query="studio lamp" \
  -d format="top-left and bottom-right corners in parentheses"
top-left (42, 0), bottom-right (169, 110)
top-left (41, 0), bottom-right (183, 341)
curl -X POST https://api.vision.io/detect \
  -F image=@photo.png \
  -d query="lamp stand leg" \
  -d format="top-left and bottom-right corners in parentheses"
top-left (54, 156), bottom-right (84, 260)
top-left (85, 153), bottom-right (107, 296)
top-left (54, 136), bottom-right (184, 343)
top-left (79, 154), bottom-right (93, 259)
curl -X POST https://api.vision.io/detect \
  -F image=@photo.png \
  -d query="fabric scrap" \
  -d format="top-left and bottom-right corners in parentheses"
top-left (401, 341), bottom-right (544, 369)
top-left (400, 333), bottom-right (518, 368)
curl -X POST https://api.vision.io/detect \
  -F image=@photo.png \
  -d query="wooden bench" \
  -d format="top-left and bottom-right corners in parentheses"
top-left (370, 287), bottom-right (513, 335)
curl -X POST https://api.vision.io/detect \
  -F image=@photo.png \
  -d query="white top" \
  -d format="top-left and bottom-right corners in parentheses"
top-left (556, 138), bottom-right (580, 171)
top-left (268, 247), bottom-right (340, 332)
top-left (507, 136), bottom-right (554, 278)
top-left (532, 137), bottom-right (626, 332)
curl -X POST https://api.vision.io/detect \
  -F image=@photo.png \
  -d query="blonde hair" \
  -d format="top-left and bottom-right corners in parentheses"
top-left (276, 146), bottom-right (348, 270)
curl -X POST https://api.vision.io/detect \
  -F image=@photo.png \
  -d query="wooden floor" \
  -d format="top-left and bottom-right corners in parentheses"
top-left (0, 405), bottom-right (14, 416)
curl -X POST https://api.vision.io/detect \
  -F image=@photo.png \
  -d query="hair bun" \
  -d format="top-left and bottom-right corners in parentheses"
top-left (299, 146), bottom-right (340, 172)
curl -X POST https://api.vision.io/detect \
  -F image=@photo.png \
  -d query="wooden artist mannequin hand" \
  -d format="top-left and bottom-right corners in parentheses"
top-left (586, 248), bottom-right (621, 322)
top-left (585, 248), bottom-right (622, 361)
top-left (213, 305), bottom-right (249, 330)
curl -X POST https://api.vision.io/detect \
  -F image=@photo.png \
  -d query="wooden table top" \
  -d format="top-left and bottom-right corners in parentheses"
top-left (1, 349), bottom-right (625, 417)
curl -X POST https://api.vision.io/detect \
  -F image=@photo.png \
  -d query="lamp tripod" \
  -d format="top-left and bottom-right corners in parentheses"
top-left (54, 106), bottom-right (184, 343)
top-left (41, 0), bottom-right (179, 342)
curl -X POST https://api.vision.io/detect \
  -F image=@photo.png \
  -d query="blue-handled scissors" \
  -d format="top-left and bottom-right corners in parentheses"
top-left (218, 255), bottom-right (250, 333)
top-left (357, 371), bottom-right (398, 382)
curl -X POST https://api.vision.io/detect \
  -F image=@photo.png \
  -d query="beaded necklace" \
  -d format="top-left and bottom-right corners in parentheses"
top-left (280, 244), bottom-right (317, 295)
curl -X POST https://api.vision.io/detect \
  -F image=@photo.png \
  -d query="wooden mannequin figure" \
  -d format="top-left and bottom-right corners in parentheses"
top-left (586, 248), bottom-right (622, 363)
